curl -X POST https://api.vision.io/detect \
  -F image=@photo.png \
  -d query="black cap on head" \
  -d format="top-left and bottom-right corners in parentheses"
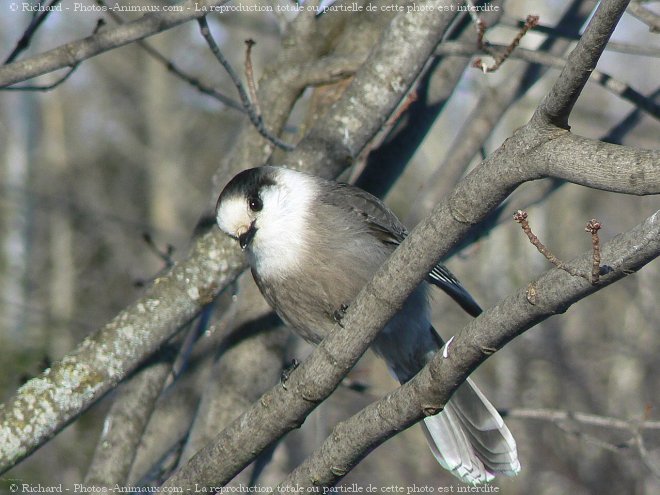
top-left (216, 167), bottom-right (277, 213)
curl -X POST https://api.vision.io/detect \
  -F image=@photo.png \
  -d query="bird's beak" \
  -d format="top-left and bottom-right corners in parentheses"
top-left (238, 221), bottom-right (257, 250)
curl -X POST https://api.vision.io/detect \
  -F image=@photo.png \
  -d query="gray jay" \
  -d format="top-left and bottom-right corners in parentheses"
top-left (215, 166), bottom-right (520, 484)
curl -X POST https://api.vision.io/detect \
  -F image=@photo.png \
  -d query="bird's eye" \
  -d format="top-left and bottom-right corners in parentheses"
top-left (248, 195), bottom-right (263, 212)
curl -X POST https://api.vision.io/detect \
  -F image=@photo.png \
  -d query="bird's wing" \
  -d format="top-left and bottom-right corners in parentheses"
top-left (321, 182), bottom-right (482, 317)
top-left (427, 263), bottom-right (482, 317)
top-left (322, 183), bottom-right (407, 246)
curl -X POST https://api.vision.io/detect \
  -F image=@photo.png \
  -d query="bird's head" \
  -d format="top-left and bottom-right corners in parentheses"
top-left (216, 166), bottom-right (276, 250)
top-left (215, 166), bottom-right (319, 275)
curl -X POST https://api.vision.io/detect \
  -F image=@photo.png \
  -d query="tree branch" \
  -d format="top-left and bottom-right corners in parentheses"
top-left (435, 42), bottom-right (660, 120)
top-left (95, 1), bottom-right (243, 112)
top-left (3, 0), bottom-right (63, 64)
top-left (162, 145), bottom-right (658, 489)
top-left (505, 407), bottom-right (660, 477)
top-left (537, 0), bottom-right (631, 127)
top-left (197, 17), bottom-right (293, 151)
top-left (1, 65), bottom-right (79, 91)
top-left (0, 0), bottom-right (231, 87)
top-left (292, 54), bottom-right (363, 88)
top-left (500, 14), bottom-right (660, 57)
top-left (278, 209), bottom-right (660, 489)
top-left (127, 324), bottom-right (228, 486)
top-left (0, 1), bottom-right (404, 475)
top-left (160, 3), bottom-right (657, 486)
top-left (177, 275), bottom-right (287, 468)
top-left (627, 1), bottom-right (660, 33)
top-left (208, 0), bottom-right (342, 184)
top-left (287, 0), bottom-right (462, 178)
top-left (0, 0), bottom-right (409, 474)
top-left (84, 345), bottom-right (178, 487)
top-left (533, 132), bottom-right (660, 195)
top-left (501, 407), bottom-right (660, 431)
top-left (0, 230), bottom-right (245, 474)
top-left (1, 0), bottom-right (655, 484)
top-left (355, 0), bottom-right (505, 198)
top-left (411, 0), bottom-right (595, 218)
top-left (603, 87), bottom-right (660, 144)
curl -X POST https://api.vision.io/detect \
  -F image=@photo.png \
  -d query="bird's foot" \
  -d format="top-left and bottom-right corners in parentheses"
top-left (280, 358), bottom-right (300, 389)
top-left (333, 303), bottom-right (349, 327)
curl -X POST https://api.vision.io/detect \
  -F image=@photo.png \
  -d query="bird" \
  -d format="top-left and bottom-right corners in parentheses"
top-left (215, 165), bottom-right (520, 484)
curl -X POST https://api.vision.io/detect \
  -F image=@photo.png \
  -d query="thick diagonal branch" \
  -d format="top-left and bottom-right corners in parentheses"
top-left (0, 231), bottom-right (245, 474)
top-left (160, 3), bottom-right (656, 486)
top-left (0, 0), bottom-right (459, 475)
top-left (279, 209), bottom-right (659, 489)
top-left (287, 0), bottom-right (461, 178)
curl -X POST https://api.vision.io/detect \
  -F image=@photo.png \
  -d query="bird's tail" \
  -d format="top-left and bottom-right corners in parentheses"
top-left (373, 323), bottom-right (519, 483)
top-left (372, 284), bottom-right (519, 484)
top-left (421, 377), bottom-right (520, 484)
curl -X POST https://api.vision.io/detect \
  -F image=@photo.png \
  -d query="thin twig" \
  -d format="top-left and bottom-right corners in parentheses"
top-left (585, 219), bottom-right (602, 284)
top-left (4, 0), bottom-right (63, 65)
top-left (503, 407), bottom-right (660, 477)
top-left (435, 42), bottom-right (660, 121)
top-left (134, 233), bottom-right (176, 288)
top-left (476, 19), bottom-right (487, 50)
top-left (634, 430), bottom-right (660, 479)
top-left (287, 54), bottom-right (362, 87)
top-left (1, 65), bottom-right (79, 91)
top-left (513, 210), bottom-right (591, 282)
top-left (464, 0), bottom-right (484, 27)
top-left (513, 210), bottom-right (565, 268)
top-left (473, 15), bottom-right (540, 73)
top-left (385, 89), bottom-right (418, 126)
top-left (501, 407), bottom-right (660, 430)
top-left (142, 233), bottom-right (176, 269)
top-left (1, 6), bottom-right (95, 92)
top-left (500, 15), bottom-right (660, 58)
top-left (197, 17), bottom-right (294, 151)
top-left (244, 39), bottom-right (261, 117)
top-left (93, 0), bottom-right (242, 111)
top-left (556, 421), bottom-right (631, 453)
top-left (143, 42), bottom-right (243, 112)
top-left (197, 19), bottom-right (255, 115)
top-left (465, 1), bottom-right (488, 52)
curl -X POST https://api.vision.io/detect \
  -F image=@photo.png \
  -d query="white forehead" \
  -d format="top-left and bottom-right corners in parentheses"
top-left (216, 195), bottom-right (249, 237)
